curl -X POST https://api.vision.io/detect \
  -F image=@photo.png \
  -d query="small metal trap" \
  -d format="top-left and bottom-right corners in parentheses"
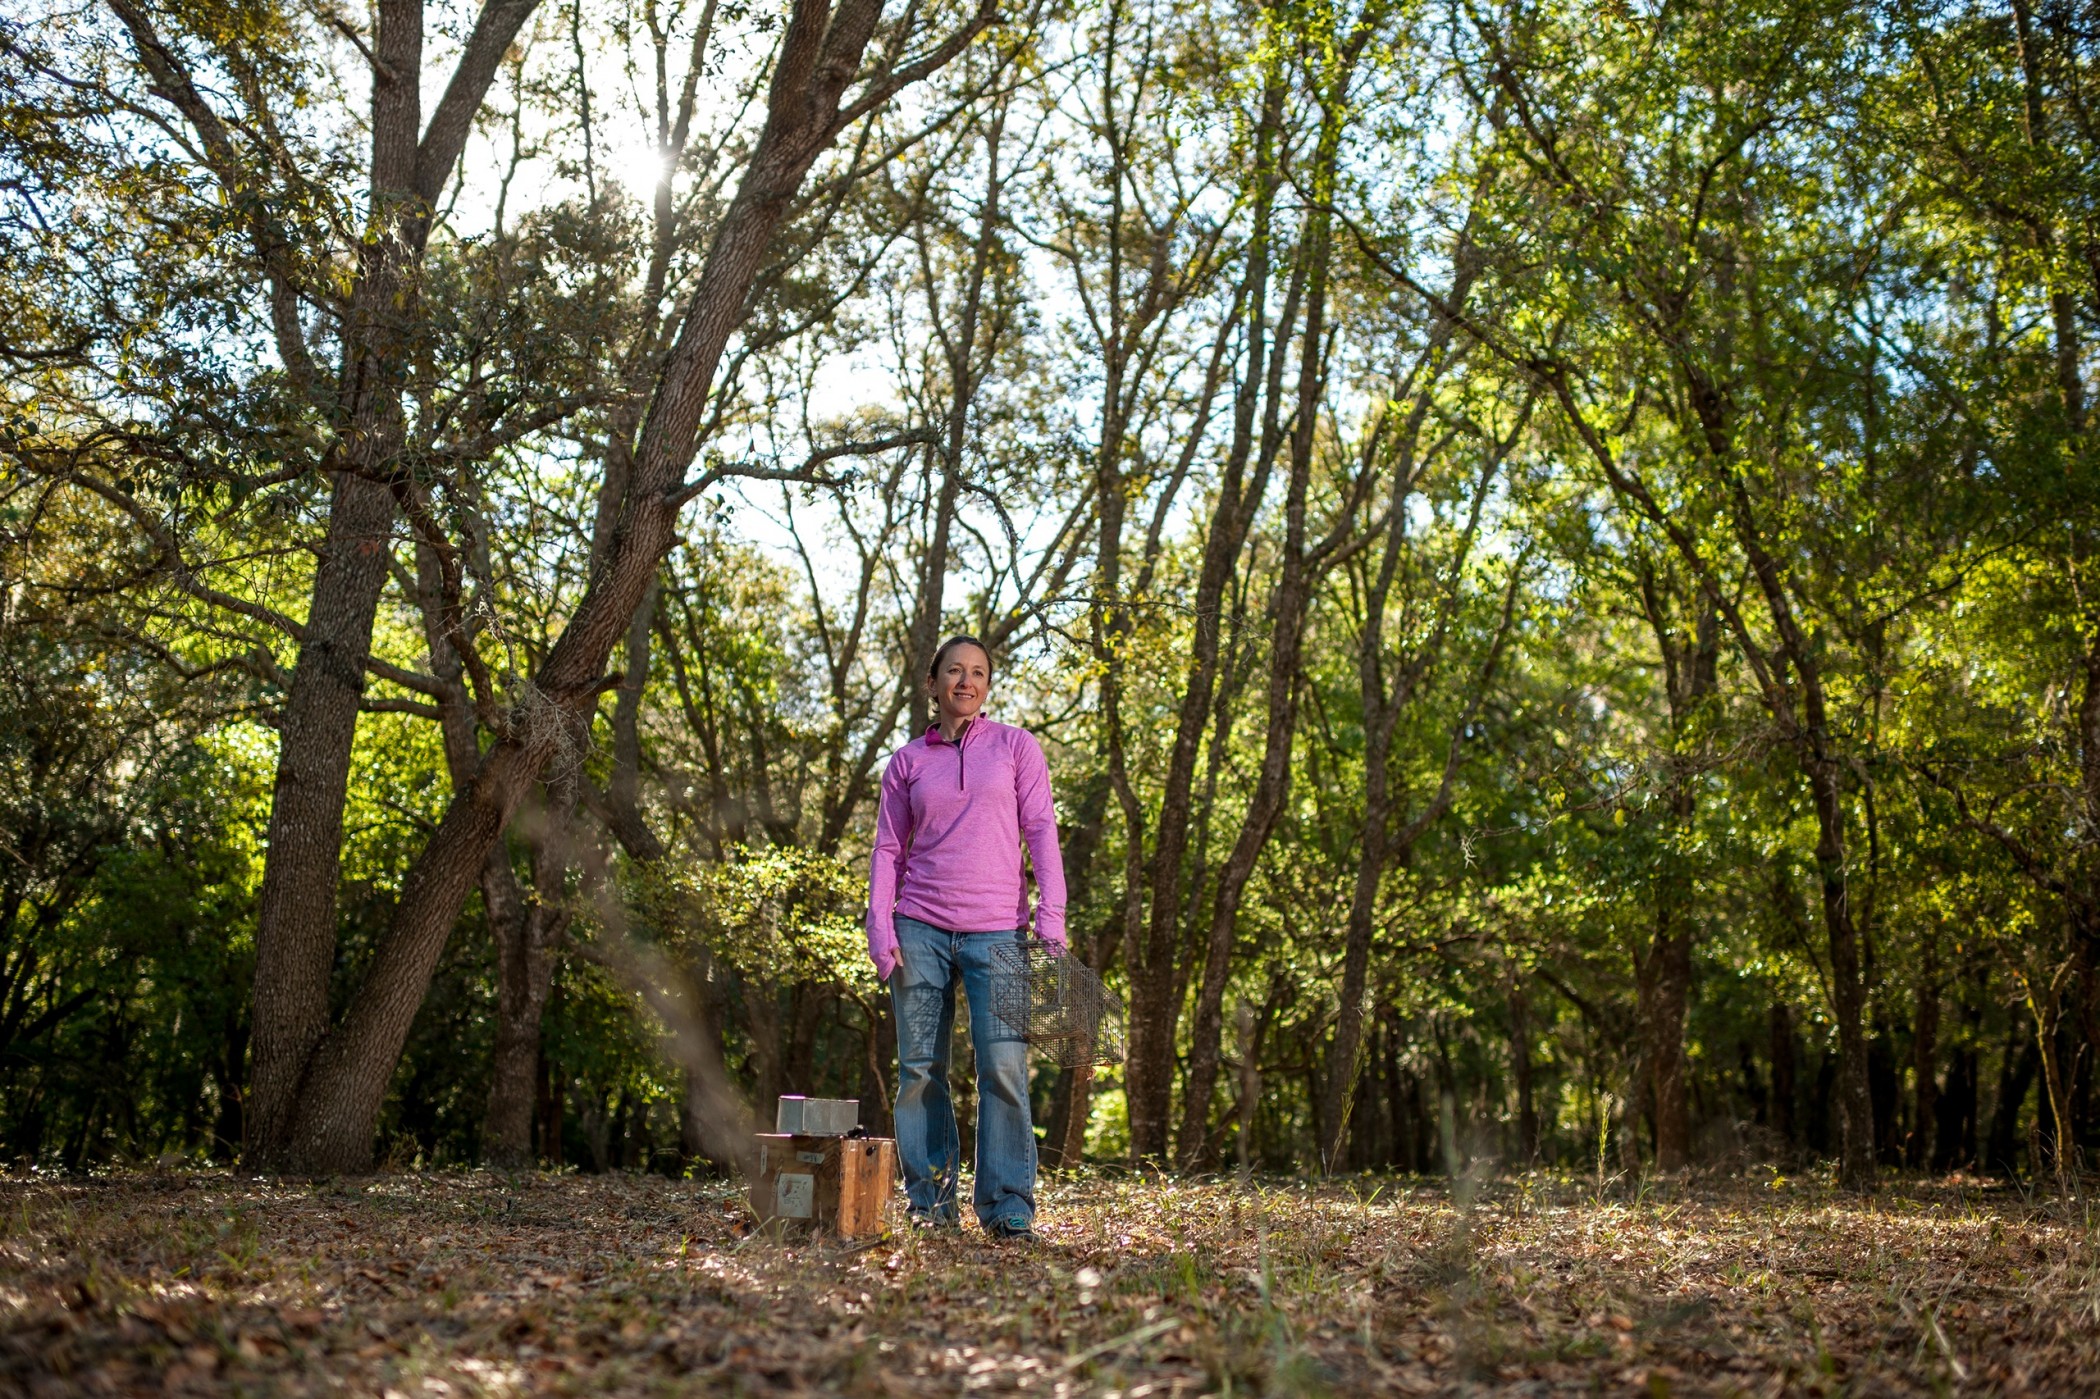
top-left (988, 938), bottom-right (1126, 1068)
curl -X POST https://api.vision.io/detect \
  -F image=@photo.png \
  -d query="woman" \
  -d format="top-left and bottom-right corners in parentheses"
top-left (867, 635), bottom-right (1066, 1239)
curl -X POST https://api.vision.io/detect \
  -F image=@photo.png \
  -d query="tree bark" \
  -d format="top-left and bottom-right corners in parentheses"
top-left (216, 0), bottom-right (547, 1170)
top-left (245, 0), bottom-right (427, 1167)
top-left (246, 473), bottom-right (403, 1165)
top-left (1646, 912), bottom-right (1693, 1172)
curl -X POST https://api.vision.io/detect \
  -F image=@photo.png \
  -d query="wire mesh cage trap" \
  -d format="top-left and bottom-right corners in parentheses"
top-left (988, 938), bottom-right (1126, 1068)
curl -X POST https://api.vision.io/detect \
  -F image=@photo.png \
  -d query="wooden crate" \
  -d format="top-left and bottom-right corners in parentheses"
top-left (750, 1133), bottom-right (897, 1238)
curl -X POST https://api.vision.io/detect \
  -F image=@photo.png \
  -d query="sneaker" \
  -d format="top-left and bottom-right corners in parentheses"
top-left (987, 1216), bottom-right (1034, 1242)
top-left (907, 1211), bottom-right (959, 1232)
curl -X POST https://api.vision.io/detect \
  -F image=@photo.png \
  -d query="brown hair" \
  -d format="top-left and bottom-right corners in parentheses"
top-left (927, 634), bottom-right (993, 682)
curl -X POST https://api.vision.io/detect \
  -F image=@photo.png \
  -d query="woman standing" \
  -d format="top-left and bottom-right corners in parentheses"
top-left (867, 636), bottom-right (1066, 1239)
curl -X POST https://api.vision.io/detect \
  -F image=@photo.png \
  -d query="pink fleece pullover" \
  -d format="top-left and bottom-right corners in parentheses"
top-left (865, 717), bottom-right (1067, 977)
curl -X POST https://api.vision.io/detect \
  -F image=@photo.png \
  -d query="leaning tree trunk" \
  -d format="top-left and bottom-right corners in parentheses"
top-left (268, 0), bottom-right (986, 1173)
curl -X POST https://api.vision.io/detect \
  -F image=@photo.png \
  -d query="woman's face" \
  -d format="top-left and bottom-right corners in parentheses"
top-left (930, 643), bottom-right (991, 724)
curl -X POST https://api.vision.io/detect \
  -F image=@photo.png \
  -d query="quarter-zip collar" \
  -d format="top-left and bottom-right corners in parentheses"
top-left (926, 714), bottom-right (977, 790)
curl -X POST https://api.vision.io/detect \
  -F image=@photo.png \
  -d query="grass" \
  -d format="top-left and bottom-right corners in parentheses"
top-left (2, 1166), bottom-right (2095, 1395)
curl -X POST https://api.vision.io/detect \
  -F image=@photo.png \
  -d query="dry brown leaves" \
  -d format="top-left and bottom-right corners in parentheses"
top-left (3, 1167), bottom-right (2097, 1397)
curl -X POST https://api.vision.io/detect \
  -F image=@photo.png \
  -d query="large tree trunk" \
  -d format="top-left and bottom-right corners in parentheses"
top-left (247, 474), bottom-right (404, 1165)
top-left (245, 0), bottom-right (427, 1168)
top-left (230, 0), bottom-right (547, 1170)
top-left (266, 0), bottom-right (975, 1172)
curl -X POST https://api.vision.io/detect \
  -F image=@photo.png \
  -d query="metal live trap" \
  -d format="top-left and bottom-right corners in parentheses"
top-left (988, 937), bottom-right (1126, 1069)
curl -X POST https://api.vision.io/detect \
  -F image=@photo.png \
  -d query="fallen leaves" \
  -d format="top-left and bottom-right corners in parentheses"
top-left (0, 1169), bottom-right (2095, 1395)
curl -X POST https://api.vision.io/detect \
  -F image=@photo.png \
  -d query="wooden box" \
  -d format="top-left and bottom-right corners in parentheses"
top-left (750, 1133), bottom-right (896, 1238)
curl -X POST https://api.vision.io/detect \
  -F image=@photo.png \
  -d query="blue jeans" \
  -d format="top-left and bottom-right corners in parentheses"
top-left (890, 915), bottom-right (1035, 1228)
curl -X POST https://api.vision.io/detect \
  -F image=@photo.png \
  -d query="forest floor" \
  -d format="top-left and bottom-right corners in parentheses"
top-left (3, 1166), bottom-right (2097, 1397)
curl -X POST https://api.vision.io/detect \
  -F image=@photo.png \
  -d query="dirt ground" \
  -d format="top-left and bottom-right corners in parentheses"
top-left (3, 1166), bottom-right (2097, 1396)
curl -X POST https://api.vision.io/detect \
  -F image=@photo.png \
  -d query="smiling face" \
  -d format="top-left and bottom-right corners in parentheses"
top-left (929, 641), bottom-right (991, 730)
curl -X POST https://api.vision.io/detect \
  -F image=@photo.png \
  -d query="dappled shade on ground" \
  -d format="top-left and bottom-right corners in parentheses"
top-left (3, 1170), bottom-right (2096, 1396)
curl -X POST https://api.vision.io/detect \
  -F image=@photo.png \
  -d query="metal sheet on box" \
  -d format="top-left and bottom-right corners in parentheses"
top-left (775, 1095), bottom-right (859, 1135)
